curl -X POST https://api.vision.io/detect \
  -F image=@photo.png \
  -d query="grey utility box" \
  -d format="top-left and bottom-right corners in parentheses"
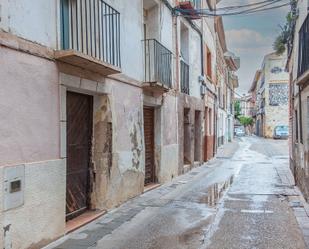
top-left (4, 165), bottom-right (25, 211)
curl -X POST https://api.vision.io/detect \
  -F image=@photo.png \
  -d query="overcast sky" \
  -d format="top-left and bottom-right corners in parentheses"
top-left (217, 0), bottom-right (289, 94)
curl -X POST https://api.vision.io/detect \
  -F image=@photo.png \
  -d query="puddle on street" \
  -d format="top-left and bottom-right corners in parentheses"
top-left (200, 176), bottom-right (234, 207)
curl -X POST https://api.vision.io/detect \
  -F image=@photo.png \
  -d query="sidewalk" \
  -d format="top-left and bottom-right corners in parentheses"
top-left (216, 139), bottom-right (240, 159)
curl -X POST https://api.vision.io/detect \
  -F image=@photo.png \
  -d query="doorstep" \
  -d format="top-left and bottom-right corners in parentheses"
top-left (183, 164), bottom-right (191, 174)
top-left (143, 183), bottom-right (161, 193)
top-left (193, 161), bottom-right (202, 168)
top-left (66, 210), bottom-right (106, 234)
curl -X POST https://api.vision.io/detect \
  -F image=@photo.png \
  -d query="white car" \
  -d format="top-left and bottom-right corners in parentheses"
top-left (235, 127), bottom-right (245, 137)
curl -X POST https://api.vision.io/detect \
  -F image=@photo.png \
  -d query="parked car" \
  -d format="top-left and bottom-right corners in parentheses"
top-left (235, 126), bottom-right (245, 137)
top-left (273, 125), bottom-right (288, 139)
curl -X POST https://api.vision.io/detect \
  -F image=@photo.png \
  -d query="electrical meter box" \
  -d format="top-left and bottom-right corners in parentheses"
top-left (4, 165), bottom-right (25, 211)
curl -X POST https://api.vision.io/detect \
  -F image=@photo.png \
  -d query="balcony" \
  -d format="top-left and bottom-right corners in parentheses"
top-left (178, 0), bottom-right (201, 9)
top-left (229, 72), bottom-right (239, 88)
top-left (180, 60), bottom-right (190, 95)
top-left (249, 107), bottom-right (257, 117)
top-left (55, 0), bottom-right (121, 76)
top-left (178, 0), bottom-right (201, 19)
top-left (143, 39), bottom-right (172, 92)
top-left (298, 14), bottom-right (309, 84)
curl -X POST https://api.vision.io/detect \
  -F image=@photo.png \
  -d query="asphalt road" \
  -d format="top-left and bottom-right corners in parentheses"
top-left (46, 137), bottom-right (306, 249)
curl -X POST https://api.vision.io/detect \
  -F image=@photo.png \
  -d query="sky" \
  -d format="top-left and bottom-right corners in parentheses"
top-left (217, 0), bottom-right (290, 95)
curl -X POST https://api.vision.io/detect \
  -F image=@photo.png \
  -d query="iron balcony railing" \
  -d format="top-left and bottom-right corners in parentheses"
top-left (143, 39), bottom-right (172, 88)
top-left (180, 60), bottom-right (190, 95)
top-left (250, 107), bottom-right (257, 117)
top-left (298, 14), bottom-right (309, 78)
top-left (60, 0), bottom-right (121, 67)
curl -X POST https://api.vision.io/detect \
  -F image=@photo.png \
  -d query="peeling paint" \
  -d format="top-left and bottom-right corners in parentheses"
top-left (3, 224), bottom-right (10, 237)
top-left (130, 124), bottom-right (141, 169)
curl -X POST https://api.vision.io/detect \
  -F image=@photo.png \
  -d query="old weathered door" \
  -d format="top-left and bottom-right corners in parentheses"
top-left (143, 106), bottom-right (155, 185)
top-left (204, 108), bottom-right (208, 162)
top-left (66, 91), bottom-right (93, 220)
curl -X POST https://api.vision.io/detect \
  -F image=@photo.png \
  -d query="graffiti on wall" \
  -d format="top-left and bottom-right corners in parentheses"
top-left (269, 83), bottom-right (288, 106)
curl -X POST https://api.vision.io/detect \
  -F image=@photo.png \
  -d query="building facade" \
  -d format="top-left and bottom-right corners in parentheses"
top-left (0, 0), bottom-right (238, 248)
top-left (287, 0), bottom-right (309, 202)
top-left (215, 17), bottom-right (228, 147)
top-left (255, 53), bottom-right (289, 138)
top-left (225, 53), bottom-right (240, 141)
top-left (248, 70), bottom-right (261, 134)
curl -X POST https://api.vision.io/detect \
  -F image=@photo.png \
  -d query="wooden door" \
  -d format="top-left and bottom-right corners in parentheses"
top-left (66, 91), bottom-right (93, 220)
top-left (143, 107), bottom-right (155, 185)
top-left (204, 108), bottom-right (208, 161)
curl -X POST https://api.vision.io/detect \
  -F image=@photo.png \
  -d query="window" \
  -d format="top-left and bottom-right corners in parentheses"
top-left (208, 109), bottom-right (212, 135)
top-left (204, 46), bottom-right (212, 80)
top-left (207, 49), bottom-right (212, 79)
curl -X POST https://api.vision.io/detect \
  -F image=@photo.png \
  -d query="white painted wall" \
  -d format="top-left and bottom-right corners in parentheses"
top-left (0, 46), bottom-right (60, 167)
top-left (159, 4), bottom-right (174, 51)
top-left (106, 0), bottom-right (144, 82)
top-left (203, 18), bottom-right (216, 84)
top-left (291, 0), bottom-right (309, 81)
top-left (189, 26), bottom-right (202, 99)
top-left (264, 55), bottom-right (289, 84)
top-left (0, 0), bottom-right (58, 47)
top-left (1, 0), bottom-right (145, 82)
top-left (0, 159), bottom-right (65, 249)
top-left (180, 22), bottom-right (189, 62)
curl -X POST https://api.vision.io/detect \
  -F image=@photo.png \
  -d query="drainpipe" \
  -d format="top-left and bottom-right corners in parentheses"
top-left (161, 0), bottom-right (173, 11)
top-left (173, 14), bottom-right (180, 168)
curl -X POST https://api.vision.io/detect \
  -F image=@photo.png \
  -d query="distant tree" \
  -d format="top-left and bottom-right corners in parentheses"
top-left (239, 116), bottom-right (254, 127)
top-left (234, 100), bottom-right (241, 120)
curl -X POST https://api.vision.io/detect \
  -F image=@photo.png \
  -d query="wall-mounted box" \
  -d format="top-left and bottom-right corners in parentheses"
top-left (4, 165), bottom-right (25, 211)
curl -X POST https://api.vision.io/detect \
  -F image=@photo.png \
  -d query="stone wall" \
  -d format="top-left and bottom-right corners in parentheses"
top-left (293, 144), bottom-right (309, 202)
top-left (265, 104), bottom-right (289, 138)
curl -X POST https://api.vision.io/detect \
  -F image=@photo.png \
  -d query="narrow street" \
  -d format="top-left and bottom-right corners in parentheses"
top-left (46, 137), bottom-right (306, 249)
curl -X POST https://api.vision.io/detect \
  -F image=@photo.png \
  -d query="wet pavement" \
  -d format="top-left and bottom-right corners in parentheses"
top-left (45, 137), bottom-right (307, 249)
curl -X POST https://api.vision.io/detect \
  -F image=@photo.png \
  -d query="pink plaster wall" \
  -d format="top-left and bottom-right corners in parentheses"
top-left (0, 46), bottom-right (60, 166)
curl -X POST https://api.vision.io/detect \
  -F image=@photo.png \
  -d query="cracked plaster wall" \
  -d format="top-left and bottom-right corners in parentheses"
top-left (96, 78), bottom-right (144, 210)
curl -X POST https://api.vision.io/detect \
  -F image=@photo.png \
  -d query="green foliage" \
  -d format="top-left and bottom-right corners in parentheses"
top-left (273, 1), bottom-right (297, 55)
top-left (239, 116), bottom-right (254, 127)
top-left (234, 100), bottom-right (241, 120)
top-left (274, 34), bottom-right (287, 55)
